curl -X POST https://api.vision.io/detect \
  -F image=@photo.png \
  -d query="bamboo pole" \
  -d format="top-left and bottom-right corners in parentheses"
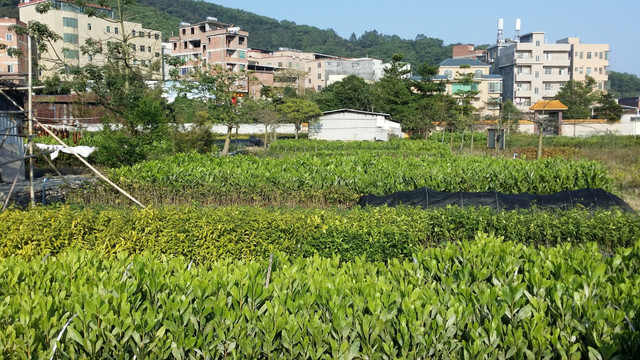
top-left (28, 36), bottom-right (34, 205)
top-left (1, 162), bottom-right (23, 212)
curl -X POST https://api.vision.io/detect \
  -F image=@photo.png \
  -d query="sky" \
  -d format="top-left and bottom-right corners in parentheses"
top-left (211, 0), bottom-right (640, 76)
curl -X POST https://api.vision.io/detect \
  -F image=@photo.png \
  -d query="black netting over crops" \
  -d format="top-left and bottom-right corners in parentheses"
top-left (358, 188), bottom-right (634, 212)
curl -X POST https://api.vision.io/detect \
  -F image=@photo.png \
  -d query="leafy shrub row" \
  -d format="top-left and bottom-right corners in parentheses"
top-left (268, 139), bottom-right (453, 154)
top-left (1, 234), bottom-right (639, 358)
top-left (93, 153), bottom-right (613, 206)
top-left (1, 205), bottom-right (638, 261)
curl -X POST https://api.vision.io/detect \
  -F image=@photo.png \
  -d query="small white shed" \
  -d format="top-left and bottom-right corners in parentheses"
top-left (309, 109), bottom-right (403, 141)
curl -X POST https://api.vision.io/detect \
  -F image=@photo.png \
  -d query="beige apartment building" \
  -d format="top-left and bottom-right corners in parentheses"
top-left (488, 32), bottom-right (572, 112)
top-left (0, 17), bottom-right (29, 83)
top-left (168, 18), bottom-right (249, 75)
top-left (435, 58), bottom-right (503, 118)
top-left (557, 37), bottom-right (609, 90)
top-left (19, 0), bottom-right (162, 79)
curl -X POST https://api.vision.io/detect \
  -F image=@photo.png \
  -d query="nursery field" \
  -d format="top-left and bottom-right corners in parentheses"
top-left (73, 149), bottom-right (613, 207)
top-left (1, 235), bottom-right (639, 358)
top-left (2, 137), bottom-right (639, 358)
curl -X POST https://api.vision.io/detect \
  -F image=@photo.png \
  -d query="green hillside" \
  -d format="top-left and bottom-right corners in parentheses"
top-left (5, 0), bottom-right (452, 65)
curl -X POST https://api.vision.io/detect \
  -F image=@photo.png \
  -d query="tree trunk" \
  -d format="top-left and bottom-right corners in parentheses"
top-left (221, 124), bottom-right (233, 155)
top-left (264, 124), bottom-right (268, 148)
top-left (295, 123), bottom-right (300, 140)
top-left (470, 123), bottom-right (474, 153)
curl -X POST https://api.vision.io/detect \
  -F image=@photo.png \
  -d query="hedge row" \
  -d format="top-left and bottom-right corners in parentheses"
top-left (1, 235), bottom-right (639, 358)
top-left (1, 205), bottom-right (638, 261)
top-left (268, 139), bottom-right (453, 154)
top-left (89, 153), bottom-right (613, 206)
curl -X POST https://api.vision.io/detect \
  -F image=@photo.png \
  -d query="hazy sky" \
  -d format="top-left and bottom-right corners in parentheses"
top-left (211, 0), bottom-right (640, 76)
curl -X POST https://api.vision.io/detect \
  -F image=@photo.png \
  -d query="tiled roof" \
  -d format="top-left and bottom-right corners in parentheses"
top-left (529, 100), bottom-right (568, 111)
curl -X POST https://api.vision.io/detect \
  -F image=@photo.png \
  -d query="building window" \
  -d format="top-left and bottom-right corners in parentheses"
top-left (587, 52), bottom-right (592, 59)
top-left (7, 65), bottom-right (14, 73)
top-left (181, 67), bottom-right (189, 76)
top-left (63, 33), bottom-right (79, 44)
top-left (489, 82), bottom-right (502, 93)
top-left (139, 31), bottom-right (145, 37)
top-left (239, 64), bottom-right (245, 71)
top-left (535, 40), bottom-right (540, 46)
top-left (183, 41), bottom-right (187, 49)
top-left (133, 59), bottom-right (137, 65)
top-left (317, 73), bottom-right (321, 79)
top-left (155, 34), bottom-right (160, 40)
top-left (535, 55), bottom-right (540, 62)
top-left (579, 52), bottom-right (583, 59)
top-left (535, 71), bottom-right (539, 78)
top-left (87, 23), bottom-right (92, 31)
top-left (239, 50), bottom-right (246, 59)
top-left (473, 69), bottom-right (482, 78)
top-left (444, 70), bottom-right (453, 79)
top-left (452, 83), bottom-right (479, 93)
top-left (353, 63), bottom-right (361, 70)
top-left (106, 26), bottom-right (111, 33)
top-left (190, 27), bottom-right (194, 34)
top-left (132, 30), bottom-right (136, 36)
top-left (599, 52), bottom-right (603, 59)
top-left (62, 17), bottom-right (78, 28)
top-left (545, 53), bottom-right (552, 60)
top-left (173, 43), bottom-right (177, 50)
top-left (534, 87), bottom-right (539, 94)
top-left (544, 83), bottom-right (551, 91)
top-left (586, 67), bottom-right (591, 75)
top-left (115, 27), bottom-right (119, 34)
top-left (560, 68), bottom-right (566, 75)
top-left (545, 68), bottom-right (552, 75)
top-left (579, 67), bottom-right (583, 74)
top-left (317, 62), bottom-right (321, 68)
top-left (155, 52), bottom-right (160, 57)
top-left (140, 45), bottom-right (145, 52)
top-left (63, 49), bottom-right (79, 59)
top-left (5, 33), bottom-right (12, 41)
top-left (148, 47), bottom-right (151, 53)
top-left (88, 54), bottom-right (92, 61)
top-left (239, 37), bottom-right (245, 45)
top-left (277, 62), bottom-right (282, 67)
top-left (317, 85), bottom-right (321, 91)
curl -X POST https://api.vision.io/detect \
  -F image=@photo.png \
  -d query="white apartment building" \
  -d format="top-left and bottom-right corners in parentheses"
top-left (557, 37), bottom-right (610, 90)
top-left (19, 0), bottom-right (162, 79)
top-left (488, 32), bottom-right (572, 112)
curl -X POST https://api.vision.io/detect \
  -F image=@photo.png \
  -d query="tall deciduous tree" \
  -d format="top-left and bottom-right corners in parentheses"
top-left (556, 76), bottom-right (599, 119)
top-left (176, 64), bottom-right (247, 155)
top-left (277, 97), bottom-right (322, 139)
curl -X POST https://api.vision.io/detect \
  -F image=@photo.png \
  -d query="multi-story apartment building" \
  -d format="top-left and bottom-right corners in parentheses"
top-left (434, 58), bottom-right (503, 118)
top-left (19, 0), bottom-right (162, 79)
top-left (0, 17), bottom-right (30, 83)
top-left (557, 37), bottom-right (609, 90)
top-left (168, 17), bottom-right (249, 76)
top-left (488, 32), bottom-right (571, 112)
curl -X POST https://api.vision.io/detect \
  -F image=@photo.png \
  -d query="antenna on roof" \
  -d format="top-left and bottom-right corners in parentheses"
top-left (497, 18), bottom-right (504, 44)
top-left (514, 18), bottom-right (521, 43)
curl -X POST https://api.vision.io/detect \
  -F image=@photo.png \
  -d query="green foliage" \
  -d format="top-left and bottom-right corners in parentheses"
top-left (268, 139), bottom-right (452, 154)
top-left (277, 97), bottom-right (322, 139)
top-left (313, 75), bottom-right (374, 112)
top-left (595, 92), bottom-right (624, 121)
top-left (608, 71), bottom-right (640, 98)
top-left (556, 76), bottom-right (600, 119)
top-left (0, 234), bottom-right (639, 357)
top-left (1, 206), bottom-right (639, 261)
top-left (75, 151), bottom-right (615, 206)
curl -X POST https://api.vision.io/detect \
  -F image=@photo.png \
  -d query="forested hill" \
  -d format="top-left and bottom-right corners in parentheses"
top-left (130, 0), bottom-right (453, 65)
top-left (2, 0), bottom-right (452, 65)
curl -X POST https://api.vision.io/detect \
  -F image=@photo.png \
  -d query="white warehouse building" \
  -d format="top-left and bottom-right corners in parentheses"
top-left (309, 109), bottom-right (403, 141)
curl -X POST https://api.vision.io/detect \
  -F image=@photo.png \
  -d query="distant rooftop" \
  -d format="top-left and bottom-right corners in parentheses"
top-left (439, 58), bottom-right (489, 67)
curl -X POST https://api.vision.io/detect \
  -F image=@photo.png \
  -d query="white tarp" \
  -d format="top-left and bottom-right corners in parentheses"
top-left (35, 144), bottom-right (96, 160)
